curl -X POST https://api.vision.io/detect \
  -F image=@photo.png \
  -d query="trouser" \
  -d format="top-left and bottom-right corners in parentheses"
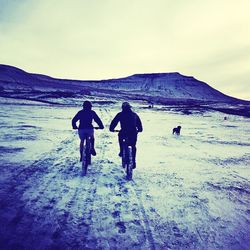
top-left (78, 129), bottom-right (95, 154)
top-left (118, 132), bottom-right (137, 162)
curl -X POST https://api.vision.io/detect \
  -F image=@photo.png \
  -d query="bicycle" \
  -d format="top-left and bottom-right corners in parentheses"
top-left (81, 127), bottom-right (100, 176)
top-left (113, 130), bottom-right (134, 180)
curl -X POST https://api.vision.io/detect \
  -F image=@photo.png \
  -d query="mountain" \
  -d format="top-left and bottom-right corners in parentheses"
top-left (0, 64), bottom-right (247, 103)
top-left (94, 73), bottom-right (235, 101)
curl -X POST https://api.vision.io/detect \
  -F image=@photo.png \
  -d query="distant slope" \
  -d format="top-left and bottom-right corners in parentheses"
top-left (94, 73), bottom-right (236, 101)
top-left (0, 64), bottom-right (85, 91)
top-left (0, 64), bottom-right (247, 103)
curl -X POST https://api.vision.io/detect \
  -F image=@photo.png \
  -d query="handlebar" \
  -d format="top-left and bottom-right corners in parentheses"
top-left (111, 129), bottom-right (141, 133)
top-left (73, 126), bottom-right (103, 130)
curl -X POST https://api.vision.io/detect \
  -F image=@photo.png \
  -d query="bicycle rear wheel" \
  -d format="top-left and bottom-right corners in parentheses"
top-left (86, 146), bottom-right (91, 166)
top-left (87, 138), bottom-right (92, 166)
top-left (122, 148), bottom-right (126, 168)
top-left (82, 137), bottom-right (92, 176)
top-left (82, 148), bottom-right (88, 176)
top-left (126, 147), bottom-right (133, 180)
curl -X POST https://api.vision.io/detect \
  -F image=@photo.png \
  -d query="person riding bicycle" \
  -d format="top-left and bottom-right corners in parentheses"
top-left (109, 102), bottom-right (143, 168)
top-left (72, 101), bottom-right (104, 161)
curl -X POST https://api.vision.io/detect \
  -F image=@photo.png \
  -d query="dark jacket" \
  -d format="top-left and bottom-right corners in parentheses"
top-left (72, 109), bottom-right (104, 129)
top-left (109, 110), bottom-right (143, 134)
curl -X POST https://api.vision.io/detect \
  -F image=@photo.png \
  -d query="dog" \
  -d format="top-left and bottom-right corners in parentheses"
top-left (173, 126), bottom-right (181, 135)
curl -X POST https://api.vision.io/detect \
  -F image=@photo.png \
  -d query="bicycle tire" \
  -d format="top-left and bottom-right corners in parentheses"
top-left (82, 137), bottom-right (92, 176)
top-left (126, 147), bottom-right (133, 180)
top-left (122, 148), bottom-right (126, 168)
top-left (82, 148), bottom-right (87, 176)
top-left (86, 147), bottom-right (91, 166)
top-left (88, 137), bottom-right (93, 165)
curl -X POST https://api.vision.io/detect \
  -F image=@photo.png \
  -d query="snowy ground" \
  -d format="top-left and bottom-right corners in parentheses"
top-left (0, 98), bottom-right (250, 249)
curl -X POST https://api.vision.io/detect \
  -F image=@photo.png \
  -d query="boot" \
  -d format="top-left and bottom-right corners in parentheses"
top-left (91, 148), bottom-right (96, 156)
top-left (133, 161), bottom-right (136, 169)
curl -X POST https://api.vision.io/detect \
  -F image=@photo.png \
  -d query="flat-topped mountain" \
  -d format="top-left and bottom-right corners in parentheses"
top-left (95, 73), bottom-right (234, 101)
top-left (0, 64), bottom-right (246, 103)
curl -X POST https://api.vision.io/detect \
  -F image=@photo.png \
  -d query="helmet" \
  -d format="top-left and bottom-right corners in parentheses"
top-left (122, 102), bottom-right (131, 111)
top-left (83, 100), bottom-right (92, 110)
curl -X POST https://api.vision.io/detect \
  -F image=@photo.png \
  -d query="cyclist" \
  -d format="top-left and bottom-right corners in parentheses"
top-left (72, 101), bottom-right (104, 161)
top-left (109, 102), bottom-right (143, 168)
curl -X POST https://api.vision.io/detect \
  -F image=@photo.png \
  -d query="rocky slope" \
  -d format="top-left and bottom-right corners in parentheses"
top-left (0, 64), bottom-right (246, 103)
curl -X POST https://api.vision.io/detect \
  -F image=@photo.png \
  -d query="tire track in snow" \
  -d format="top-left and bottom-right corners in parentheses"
top-left (18, 131), bottom-right (107, 247)
top-left (0, 134), bottom-right (83, 249)
top-left (103, 163), bottom-right (157, 249)
top-left (34, 129), bottom-right (108, 247)
top-left (73, 108), bottom-right (114, 247)
top-left (73, 108), bottom-right (151, 248)
top-left (96, 106), bottom-right (157, 249)
top-left (1, 135), bottom-right (77, 212)
top-left (1, 106), bottom-right (155, 248)
top-left (130, 179), bottom-right (157, 250)
top-left (76, 135), bottom-right (108, 247)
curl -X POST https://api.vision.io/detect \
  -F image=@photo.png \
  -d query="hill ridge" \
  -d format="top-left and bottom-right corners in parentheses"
top-left (0, 64), bottom-right (247, 103)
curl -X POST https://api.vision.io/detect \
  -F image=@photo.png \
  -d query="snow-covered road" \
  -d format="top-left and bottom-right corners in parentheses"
top-left (0, 100), bottom-right (250, 249)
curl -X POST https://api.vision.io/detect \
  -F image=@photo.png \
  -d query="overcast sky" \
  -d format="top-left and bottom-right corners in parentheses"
top-left (0, 0), bottom-right (250, 100)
